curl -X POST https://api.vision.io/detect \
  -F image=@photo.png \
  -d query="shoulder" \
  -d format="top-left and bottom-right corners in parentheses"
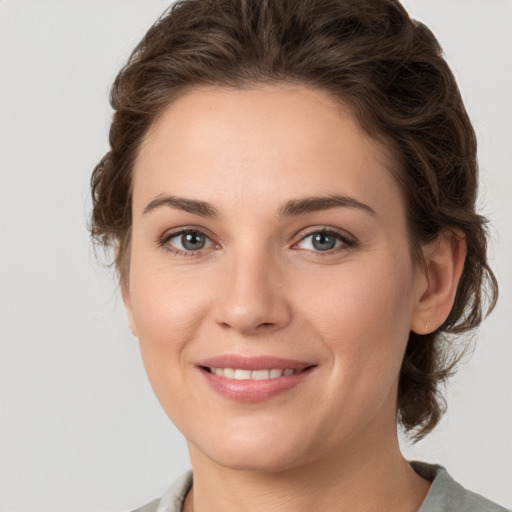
top-left (412, 462), bottom-right (510, 512)
top-left (130, 471), bottom-right (193, 512)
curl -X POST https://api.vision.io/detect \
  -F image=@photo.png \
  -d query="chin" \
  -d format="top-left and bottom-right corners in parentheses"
top-left (189, 424), bottom-right (311, 473)
top-left (209, 446), bottom-right (304, 473)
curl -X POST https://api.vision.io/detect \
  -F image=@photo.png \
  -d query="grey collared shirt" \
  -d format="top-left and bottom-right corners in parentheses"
top-left (132, 462), bottom-right (510, 512)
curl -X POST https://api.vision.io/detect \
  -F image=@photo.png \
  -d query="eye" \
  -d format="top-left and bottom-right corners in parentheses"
top-left (295, 229), bottom-right (353, 252)
top-left (163, 229), bottom-right (215, 254)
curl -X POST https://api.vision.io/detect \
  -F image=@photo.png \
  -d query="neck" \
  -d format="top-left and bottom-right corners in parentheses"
top-left (184, 427), bottom-right (430, 512)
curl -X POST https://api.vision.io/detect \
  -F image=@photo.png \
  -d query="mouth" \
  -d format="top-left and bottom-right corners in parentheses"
top-left (197, 355), bottom-right (317, 401)
top-left (201, 366), bottom-right (307, 379)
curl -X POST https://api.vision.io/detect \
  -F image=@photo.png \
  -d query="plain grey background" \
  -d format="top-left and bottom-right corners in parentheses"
top-left (0, 1), bottom-right (511, 511)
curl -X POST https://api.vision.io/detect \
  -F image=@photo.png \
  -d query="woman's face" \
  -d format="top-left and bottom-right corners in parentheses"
top-left (125, 85), bottom-right (427, 471)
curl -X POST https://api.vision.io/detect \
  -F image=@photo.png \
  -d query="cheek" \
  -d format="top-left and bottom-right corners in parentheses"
top-left (128, 260), bottom-right (212, 376)
top-left (305, 263), bottom-right (415, 438)
top-left (127, 268), bottom-right (215, 430)
top-left (300, 255), bottom-right (415, 381)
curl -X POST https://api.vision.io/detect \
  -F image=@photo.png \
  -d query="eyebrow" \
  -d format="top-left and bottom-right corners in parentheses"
top-left (143, 193), bottom-right (375, 218)
top-left (279, 194), bottom-right (376, 217)
top-left (143, 195), bottom-right (220, 218)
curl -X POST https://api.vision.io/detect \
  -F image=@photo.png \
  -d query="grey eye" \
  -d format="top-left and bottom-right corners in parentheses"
top-left (296, 230), bottom-right (348, 252)
top-left (311, 232), bottom-right (337, 251)
top-left (181, 231), bottom-right (206, 250)
top-left (166, 230), bottom-right (213, 252)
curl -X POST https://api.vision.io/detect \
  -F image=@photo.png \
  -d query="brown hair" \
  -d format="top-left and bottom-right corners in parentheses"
top-left (90, 0), bottom-right (498, 439)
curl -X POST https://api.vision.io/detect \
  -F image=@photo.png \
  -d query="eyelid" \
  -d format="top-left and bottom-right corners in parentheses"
top-left (160, 224), bottom-right (215, 241)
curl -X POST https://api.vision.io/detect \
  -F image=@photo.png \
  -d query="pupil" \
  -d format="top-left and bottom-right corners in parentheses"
top-left (313, 232), bottom-right (335, 251)
top-left (182, 232), bottom-right (205, 250)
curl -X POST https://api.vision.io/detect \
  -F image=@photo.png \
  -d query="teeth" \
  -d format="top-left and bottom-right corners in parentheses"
top-left (208, 368), bottom-right (297, 380)
top-left (251, 369), bottom-right (270, 380)
top-left (234, 369), bottom-right (252, 380)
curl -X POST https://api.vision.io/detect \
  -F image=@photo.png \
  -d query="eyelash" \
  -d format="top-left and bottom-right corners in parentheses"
top-left (158, 227), bottom-right (356, 258)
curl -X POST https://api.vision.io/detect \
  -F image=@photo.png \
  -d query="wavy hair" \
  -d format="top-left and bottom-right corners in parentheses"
top-left (90, 0), bottom-right (498, 439)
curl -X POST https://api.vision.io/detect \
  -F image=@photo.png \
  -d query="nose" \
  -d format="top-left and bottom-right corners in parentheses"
top-left (213, 249), bottom-right (292, 336)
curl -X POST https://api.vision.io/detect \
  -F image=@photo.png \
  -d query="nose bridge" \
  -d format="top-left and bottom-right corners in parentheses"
top-left (214, 241), bottom-right (290, 334)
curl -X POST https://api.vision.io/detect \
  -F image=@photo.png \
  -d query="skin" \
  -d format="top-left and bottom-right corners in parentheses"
top-left (123, 84), bottom-right (466, 512)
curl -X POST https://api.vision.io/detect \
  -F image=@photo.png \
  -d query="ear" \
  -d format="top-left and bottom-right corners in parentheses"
top-left (410, 229), bottom-right (467, 334)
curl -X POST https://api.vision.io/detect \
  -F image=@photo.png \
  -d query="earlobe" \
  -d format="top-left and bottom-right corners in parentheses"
top-left (411, 230), bottom-right (467, 334)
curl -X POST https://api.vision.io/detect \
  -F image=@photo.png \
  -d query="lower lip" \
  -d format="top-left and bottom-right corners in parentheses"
top-left (199, 367), bottom-right (314, 402)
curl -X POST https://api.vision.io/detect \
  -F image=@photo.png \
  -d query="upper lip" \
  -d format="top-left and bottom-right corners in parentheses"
top-left (197, 355), bottom-right (315, 371)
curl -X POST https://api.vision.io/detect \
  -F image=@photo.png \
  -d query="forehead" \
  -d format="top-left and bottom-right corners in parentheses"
top-left (133, 84), bottom-right (402, 218)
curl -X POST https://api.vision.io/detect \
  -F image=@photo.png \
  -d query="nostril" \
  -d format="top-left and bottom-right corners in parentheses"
top-left (257, 322), bottom-right (276, 329)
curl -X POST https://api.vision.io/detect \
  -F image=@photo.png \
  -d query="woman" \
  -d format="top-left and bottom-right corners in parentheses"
top-left (90, 0), bottom-right (506, 510)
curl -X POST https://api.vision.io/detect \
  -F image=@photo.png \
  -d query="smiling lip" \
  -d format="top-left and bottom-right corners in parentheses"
top-left (197, 355), bottom-right (316, 402)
